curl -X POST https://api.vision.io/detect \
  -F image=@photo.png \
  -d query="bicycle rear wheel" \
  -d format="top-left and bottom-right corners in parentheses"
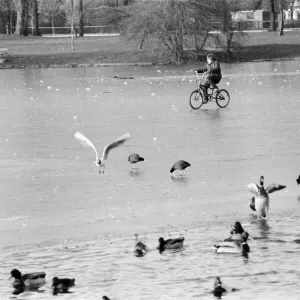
top-left (216, 89), bottom-right (230, 108)
top-left (189, 90), bottom-right (203, 109)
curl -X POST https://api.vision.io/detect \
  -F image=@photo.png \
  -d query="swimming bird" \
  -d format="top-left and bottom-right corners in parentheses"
top-left (170, 160), bottom-right (191, 176)
top-left (52, 277), bottom-right (75, 295)
top-left (10, 269), bottom-right (46, 290)
top-left (247, 176), bottom-right (286, 219)
top-left (296, 174), bottom-right (300, 185)
top-left (212, 232), bottom-right (250, 254)
top-left (128, 153), bottom-right (144, 170)
top-left (212, 277), bottom-right (238, 299)
top-left (213, 277), bottom-right (227, 298)
top-left (134, 241), bottom-right (148, 257)
top-left (158, 237), bottom-right (185, 252)
top-left (224, 221), bottom-right (246, 242)
top-left (74, 131), bottom-right (131, 174)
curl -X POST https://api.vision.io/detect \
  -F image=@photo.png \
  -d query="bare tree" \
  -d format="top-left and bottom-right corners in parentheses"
top-left (79, 0), bottom-right (83, 36)
top-left (122, 0), bottom-right (217, 63)
top-left (32, 0), bottom-right (40, 35)
top-left (0, 0), bottom-right (15, 34)
top-left (61, 0), bottom-right (79, 49)
top-left (14, 0), bottom-right (29, 36)
top-left (40, 0), bottom-right (61, 34)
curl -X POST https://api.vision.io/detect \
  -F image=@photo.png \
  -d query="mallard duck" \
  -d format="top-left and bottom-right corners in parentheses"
top-left (247, 176), bottom-right (286, 219)
top-left (213, 277), bottom-right (227, 298)
top-left (212, 277), bottom-right (238, 299)
top-left (170, 160), bottom-right (191, 176)
top-left (10, 269), bottom-right (46, 289)
top-left (134, 240), bottom-right (148, 257)
top-left (213, 232), bottom-right (250, 254)
top-left (158, 237), bottom-right (185, 252)
top-left (52, 277), bottom-right (75, 295)
top-left (224, 221), bottom-right (246, 242)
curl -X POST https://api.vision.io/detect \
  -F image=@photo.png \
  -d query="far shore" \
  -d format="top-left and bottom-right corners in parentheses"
top-left (1, 30), bottom-right (300, 69)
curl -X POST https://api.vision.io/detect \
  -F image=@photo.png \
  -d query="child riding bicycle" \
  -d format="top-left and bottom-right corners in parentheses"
top-left (195, 53), bottom-right (222, 103)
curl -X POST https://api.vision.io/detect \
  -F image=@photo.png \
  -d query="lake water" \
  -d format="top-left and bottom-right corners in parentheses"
top-left (0, 61), bottom-right (300, 299)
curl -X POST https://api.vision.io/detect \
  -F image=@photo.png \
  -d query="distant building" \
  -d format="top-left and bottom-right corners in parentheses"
top-left (285, 0), bottom-right (300, 20)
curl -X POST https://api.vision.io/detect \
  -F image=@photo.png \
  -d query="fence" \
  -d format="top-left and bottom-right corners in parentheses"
top-left (0, 25), bottom-right (119, 35)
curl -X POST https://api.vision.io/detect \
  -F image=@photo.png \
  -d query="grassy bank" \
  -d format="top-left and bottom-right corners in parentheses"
top-left (0, 30), bottom-right (300, 68)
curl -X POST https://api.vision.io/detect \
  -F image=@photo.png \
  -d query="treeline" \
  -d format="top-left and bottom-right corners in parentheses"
top-left (0, 0), bottom-right (297, 60)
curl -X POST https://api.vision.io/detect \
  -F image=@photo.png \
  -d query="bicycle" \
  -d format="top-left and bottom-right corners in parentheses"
top-left (189, 73), bottom-right (230, 109)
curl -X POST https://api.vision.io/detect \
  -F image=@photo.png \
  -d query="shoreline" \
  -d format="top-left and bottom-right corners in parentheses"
top-left (1, 56), bottom-right (300, 70)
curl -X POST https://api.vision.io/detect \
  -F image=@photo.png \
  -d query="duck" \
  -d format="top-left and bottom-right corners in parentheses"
top-left (128, 153), bottom-right (145, 169)
top-left (296, 174), bottom-right (300, 185)
top-left (103, 296), bottom-right (111, 300)
top-left (10, 269), bottom-right (46, 290)
top-left (158, 237), bottom-right (185, 252)
top-left (212, 277), bottom-right (238, 299)
top-left (247, 176), bottom-right (286, 219)
top-left (170, 160), bottom-right (191, 176)
top-left (213, 277), bottom-right (227, 298)
top-left (224, 221), bottom-right (246, 242)
top-left (134, 240), bottom-right (148, 257)
top-left (52, 277), bottom-right (75, 295)
top-left (212, 232), bottom-right (250, 254)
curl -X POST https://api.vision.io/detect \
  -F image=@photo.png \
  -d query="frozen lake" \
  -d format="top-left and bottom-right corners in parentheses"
top-left (0, 61), bottom-right (300, 299)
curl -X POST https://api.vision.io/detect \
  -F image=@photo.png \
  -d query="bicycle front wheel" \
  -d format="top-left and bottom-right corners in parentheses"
top-left (216, 89), bottom-right (230, 108)
top-left (189, 90), bottom-right (203, 110)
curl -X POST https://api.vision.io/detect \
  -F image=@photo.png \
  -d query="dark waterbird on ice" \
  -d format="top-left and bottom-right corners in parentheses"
top-left (170, 160), bottom-right (191, 176)
top-left (247, 175), bottom-right (286, 220)
top-left (52, 277), bottom-right (75, 295)
top-left (10, 269), bottom-right (46, 294)
top-left (212, 277), bottom-right (238, 299)
top-left (128, 153), bottom-right (145, 170)
top-left (157, 237), bottom-right (185, 252)
top-left (296, 174), bottom-right (300, 185)
top-left (103, 296), bottom-right (111, 300)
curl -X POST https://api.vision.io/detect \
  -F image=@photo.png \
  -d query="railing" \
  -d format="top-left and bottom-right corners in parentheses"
top-left (0, 25), bottom-right (119, 35)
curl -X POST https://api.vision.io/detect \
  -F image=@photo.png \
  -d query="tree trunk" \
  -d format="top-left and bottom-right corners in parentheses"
top-left (32, 0), bottom-right (40, 36)
top-left (269, 0), bottom-right (276, 31)
top-left (79, 0), bottom-right (84, 36)
top-left (278, 8), bottom-right (284, 36)
top-left (15, 0), bottom-right (27, 36)
top-left (51, 16), bottom-right (55, 34)
top-left (138, 30), bottom-right (146, 50)
top-left (70, 0), bottom-right (74, 50)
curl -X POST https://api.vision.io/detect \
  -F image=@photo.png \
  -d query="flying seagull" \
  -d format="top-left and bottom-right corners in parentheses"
top-left (74, 131), bottom-right (131, 174)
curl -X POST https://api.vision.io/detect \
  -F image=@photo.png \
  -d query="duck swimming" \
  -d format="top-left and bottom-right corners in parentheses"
top-left (247, 176), bottom-right (286, 219)
top-left (52, 277), bottom-right (75, 295)
top-left (224, 221), bottom-right (246, 242)
top-left (158, 237), bottom-right (185, 252)
top-left (170, 160), bottom-right (191, 176)
top-left (10, 269), bottom-right (46, 291)
top-left (213, 277), bottom-right (227, 298)
top-left (213, 232), bottom-right (250, 254)
top-left (134, 241), bottom-right (148, 257)
top-left (212, 277), bottom-right (238, 299)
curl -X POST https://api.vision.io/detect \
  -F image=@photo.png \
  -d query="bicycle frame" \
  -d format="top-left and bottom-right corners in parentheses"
top-left (195, 73), bottom-right (215, 100)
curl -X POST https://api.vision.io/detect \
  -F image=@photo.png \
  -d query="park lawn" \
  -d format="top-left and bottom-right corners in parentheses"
top-left (0, 30), bottom-right (300, 67)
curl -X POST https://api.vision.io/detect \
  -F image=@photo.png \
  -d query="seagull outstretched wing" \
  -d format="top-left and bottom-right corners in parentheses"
top-left (101, 132), bottom-right (131, 162)
top-left (247, 183), bottom-right (259, 194)
top-left (74, 131), bottom-right (99, 165)
top-left (266, 183), bottom-right (286, 194)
